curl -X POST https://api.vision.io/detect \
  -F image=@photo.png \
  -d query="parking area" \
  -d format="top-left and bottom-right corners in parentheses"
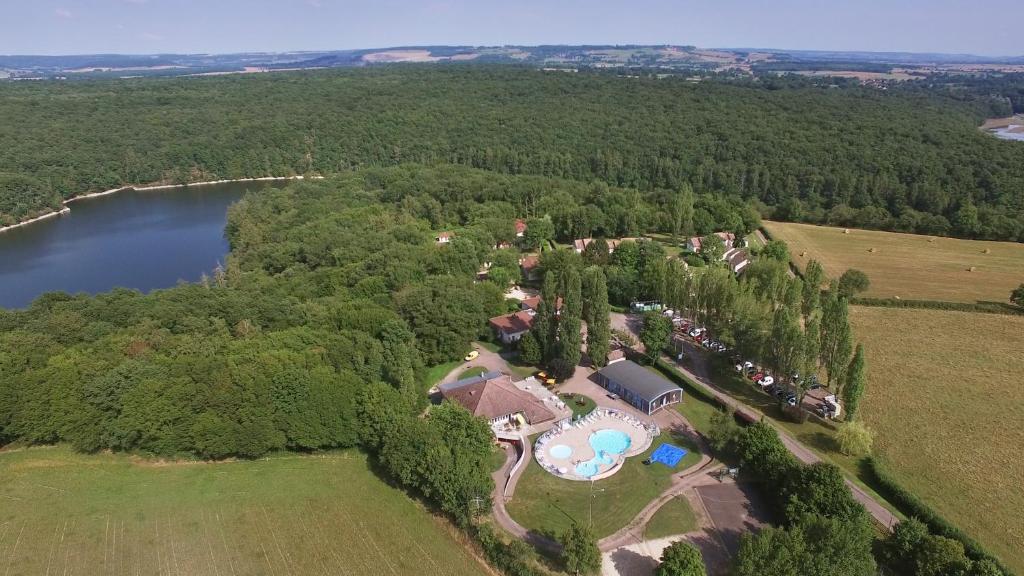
top-left (694, 482), bottom-right (771, 556)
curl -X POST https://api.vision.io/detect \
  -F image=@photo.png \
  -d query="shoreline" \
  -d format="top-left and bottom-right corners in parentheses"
top-left (0, 207), bottom-right (72, 234)
top-left (0, 175), bottom-right (322, 234)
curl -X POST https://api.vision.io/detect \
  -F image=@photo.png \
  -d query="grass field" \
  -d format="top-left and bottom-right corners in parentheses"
top-left (762, 221), bottom-right (1024, 303)
top-left (506, 433), bottom-right (701, 539)
top-left (850, 306), bottom-right (1024, 571)
top-left (643, 496), bottom-right (698, 540)
top-left (0, 447), bottom-right (487, 576)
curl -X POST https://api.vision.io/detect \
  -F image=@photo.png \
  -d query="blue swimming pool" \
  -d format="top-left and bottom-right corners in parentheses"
top-left (574, 429), bottom-right (632, 478)
top-left (549, 444), bottom-right (573, 459)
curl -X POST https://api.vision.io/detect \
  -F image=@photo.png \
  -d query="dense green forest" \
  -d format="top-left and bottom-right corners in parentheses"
top-left (0, 164), bottom-right (736, 455)
top-left (2, 66), bottom-right (1023, 240)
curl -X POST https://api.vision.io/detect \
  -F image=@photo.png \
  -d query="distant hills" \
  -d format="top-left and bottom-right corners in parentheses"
top-left (2, 45), bottom-right (1022, 80)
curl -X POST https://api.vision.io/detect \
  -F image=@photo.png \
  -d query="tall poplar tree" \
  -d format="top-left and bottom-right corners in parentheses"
top-left (559, 267), bottom-right (584, 370)
top-left (843, 344), bottom-right (867, 420)
top-left (583, 266), bottom-right (611, 368)
top-left (533, 271), bottom-right (559, 361)
top-left (819, 290), bottom-right (853, 387)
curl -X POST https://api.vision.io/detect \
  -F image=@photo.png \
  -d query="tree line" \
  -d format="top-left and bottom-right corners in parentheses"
top-left (2, 66), bottom-right (1024, 240)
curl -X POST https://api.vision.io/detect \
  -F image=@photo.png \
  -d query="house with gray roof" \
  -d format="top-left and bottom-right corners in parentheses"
top-left (595, 360), bottom-right (682, 415)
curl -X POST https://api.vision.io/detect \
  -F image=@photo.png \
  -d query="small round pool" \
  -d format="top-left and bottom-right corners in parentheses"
top-left (549, 444), bottom-right (573, 459)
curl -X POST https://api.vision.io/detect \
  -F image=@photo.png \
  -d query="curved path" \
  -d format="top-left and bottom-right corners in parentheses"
top-left (489, 399), bottom-right (720, 554)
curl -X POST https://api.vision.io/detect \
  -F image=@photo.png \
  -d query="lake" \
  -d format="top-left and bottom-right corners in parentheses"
top-left (0, 180), bottom-right (286, 309)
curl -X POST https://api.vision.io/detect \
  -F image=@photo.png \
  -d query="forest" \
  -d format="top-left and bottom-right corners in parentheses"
top-left (2, 66), bottom-right (1024, 241)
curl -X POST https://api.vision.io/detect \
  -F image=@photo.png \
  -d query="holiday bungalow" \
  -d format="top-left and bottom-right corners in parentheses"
top-left (686, 232), bottom-right (735, 253)
top-left (489, 310), bottom-right (536, 344)
top-left (515, 219), bottom-right (527, 237)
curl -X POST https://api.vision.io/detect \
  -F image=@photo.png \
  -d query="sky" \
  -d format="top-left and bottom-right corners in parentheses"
top-left (0, 0), bottom-right (1021, 57)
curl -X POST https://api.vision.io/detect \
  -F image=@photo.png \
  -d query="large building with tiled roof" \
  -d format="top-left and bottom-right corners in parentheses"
top-left (440, 372), bottom-right (556, 426)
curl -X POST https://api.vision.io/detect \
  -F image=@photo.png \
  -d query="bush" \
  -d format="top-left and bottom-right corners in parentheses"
top-left (707, 408), bottom-right (743, 456)
top-left (475, 524), bottom-right (541, 576)
top-left (835, 421), bottom-right (874, 457)
top-left (865, 457), bottom-right (1013, 575)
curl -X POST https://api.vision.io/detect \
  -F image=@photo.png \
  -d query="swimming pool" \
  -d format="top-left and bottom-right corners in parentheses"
top-left (549, 444), bottom-right (573, 459)
top-left (574, 429), bottom-right (632, 479)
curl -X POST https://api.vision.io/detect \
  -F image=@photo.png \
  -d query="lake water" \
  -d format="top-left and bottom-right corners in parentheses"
top-left (0, 180), bottom-right (286, 309)
top-left (990, 125), bottom-right (1024, 141)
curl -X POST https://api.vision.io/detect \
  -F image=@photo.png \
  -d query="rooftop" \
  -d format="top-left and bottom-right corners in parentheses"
top-left (489, 309), bottom-right (535, 334)
top-left (598, 360), bottom-right (681, 402)
top-left (441, 373), bottom-right (556, 424)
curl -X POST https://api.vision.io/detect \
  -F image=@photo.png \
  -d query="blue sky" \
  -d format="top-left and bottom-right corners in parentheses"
top-left (1, 0), bottom-right (1021, 56)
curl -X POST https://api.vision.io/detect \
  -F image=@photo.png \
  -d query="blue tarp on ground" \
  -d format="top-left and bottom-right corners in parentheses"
top-left (649, 443), bottom-right (688, 468)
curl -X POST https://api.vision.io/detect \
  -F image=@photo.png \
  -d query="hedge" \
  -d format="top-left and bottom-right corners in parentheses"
top-left (864, 457), bottom-right (1014, 576)
top-left (851, 297), bottom-right (1024, 316)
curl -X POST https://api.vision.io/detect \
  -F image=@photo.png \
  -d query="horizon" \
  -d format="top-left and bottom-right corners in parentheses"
top-left (1, 43), bottom-right (1022, 60)
top-left (1, 0), bottom-right (1021, 58)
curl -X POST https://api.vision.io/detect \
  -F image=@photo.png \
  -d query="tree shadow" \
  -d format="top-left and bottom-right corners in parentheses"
top-left (609, 547), bottom-right (658, 576)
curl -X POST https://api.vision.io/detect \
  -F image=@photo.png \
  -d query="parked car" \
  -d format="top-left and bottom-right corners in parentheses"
top-left (751, 372), bottom-right (764, 382)
top-left (688, 327), bottom-right (703, 337)
top-left (464, 350), bottom-right (479, 361)
top-left (534, 370), bottom-right (557, 386)
top-left (786, 395), bottom-right (798, 407)
top-left (758, 375), bottom-right (775, 388)
top-left (714, 342), bottom-right (727, 352)
top-left (735, 361), bottom-right (754, 373)
top-left (774, 387), bottom-right (787, 400)
top-left (607, 393), bottom-right (620, 400)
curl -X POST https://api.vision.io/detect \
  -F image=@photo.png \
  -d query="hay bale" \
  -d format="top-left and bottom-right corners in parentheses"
top-left (800, 251), bottom-right (807, 257)
top-left (968, 266), bottom-right (976, 272)
top-left (868, 247), bottom-right (877, 253)
top-left (843, 229), bottom-right (851, 234)
top-left (983, 248), bottom-right (991, 254)
top-left (928, 238), bottom-right (936, 243)
top-left (894, 296), bottom-right (901, 300)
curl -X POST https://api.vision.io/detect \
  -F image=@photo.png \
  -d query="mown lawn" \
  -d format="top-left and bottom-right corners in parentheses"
top-left (763, 220), bottom-right (1024, 303)
top-left (850, 306), bottom-right (1024, 572)
top-left (424, 360), bottom-right (461, 389)
top-left (644, 495), bottom-right (698, 540)
top-left (561, 393), bottom-right (597, 419)
top-left (0, 447), bottom-right (487, 576)
top-left (458, 366), bottom-right (488, 380)
top-left (506, 432), bottom-right (701, 539)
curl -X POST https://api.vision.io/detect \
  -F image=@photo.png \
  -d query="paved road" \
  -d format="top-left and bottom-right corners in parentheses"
top-left (664, 338), bottom-right (898, 531)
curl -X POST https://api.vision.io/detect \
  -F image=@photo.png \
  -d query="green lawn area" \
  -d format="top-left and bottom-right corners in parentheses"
top-left (458, 366), bottom-right (488, 379)
top-left (560, 393), bottom-right (597, 418)
top-left (644, 495), bottom-right (698, 540)
top-left (490, 446), bottom-right (510, 472)
top-left (644, 232), bottom-right (685, 258)
top-left (476, 341), bottom-right (502, 353)
top-left (745, 231), bottom-right (765, 249)
top-left (506, 432), bottom-right (701, 539)
top-left (423, 360), bottom-right (460, 389)
top-left (0, 446), bottom-right (487, 576)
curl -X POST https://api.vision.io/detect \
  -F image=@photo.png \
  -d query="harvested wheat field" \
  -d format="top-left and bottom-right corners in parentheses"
top-left (850, 306), bottom-right (1024, 570)
top-left (763, 221), bottom-right (1024, 303)
top-left (0, 447), bottom-right (487, 576)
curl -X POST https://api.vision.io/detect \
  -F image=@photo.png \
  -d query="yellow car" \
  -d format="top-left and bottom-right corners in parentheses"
top-left (464, 350), bottom-right (479, 361)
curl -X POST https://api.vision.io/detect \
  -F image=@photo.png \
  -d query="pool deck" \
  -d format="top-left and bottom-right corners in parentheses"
top-left (535, 411), bottom-right (655, 481)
